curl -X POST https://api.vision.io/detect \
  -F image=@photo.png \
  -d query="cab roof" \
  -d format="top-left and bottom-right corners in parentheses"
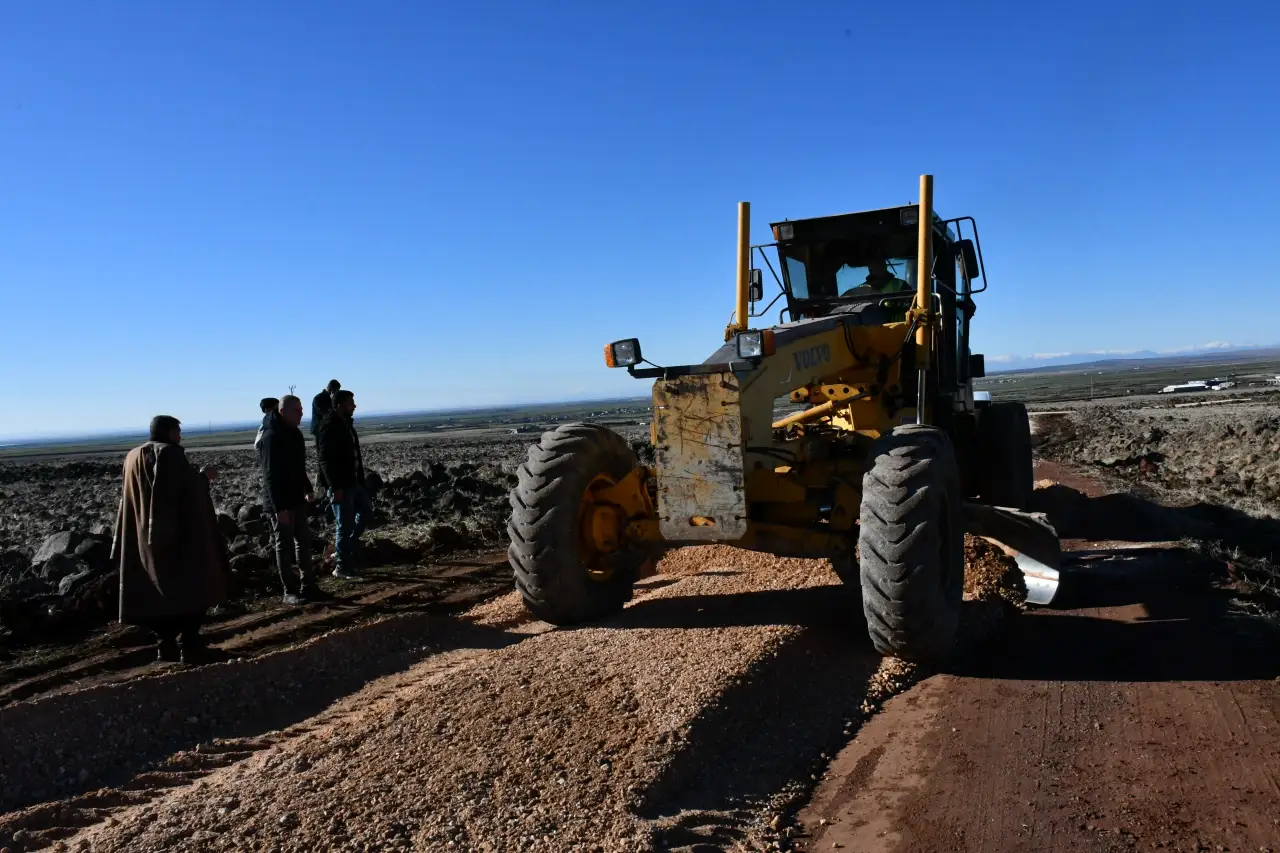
top-left (769, 206), bottom-right (957, 243)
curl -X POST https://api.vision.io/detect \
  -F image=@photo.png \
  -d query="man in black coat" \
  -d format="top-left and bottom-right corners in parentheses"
top-left (260, 395), bottom-right (319, 603)
top-left (317, 389), bottom-right (370, 580)
top-left (310, 379), bottom-right (340, 490)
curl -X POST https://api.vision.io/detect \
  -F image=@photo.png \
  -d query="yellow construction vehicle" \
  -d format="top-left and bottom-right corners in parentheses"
top-left (507, 175), bottom-right (1059, 662)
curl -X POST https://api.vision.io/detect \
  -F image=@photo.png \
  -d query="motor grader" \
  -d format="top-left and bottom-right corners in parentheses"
top-left (506, 175), bottom-right (1059, 662)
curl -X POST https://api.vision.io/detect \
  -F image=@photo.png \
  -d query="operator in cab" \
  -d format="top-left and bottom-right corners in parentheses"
top-left (840, 257), bottom-right (912, 298)
top-left (839, 257), bottom-right (913, 321)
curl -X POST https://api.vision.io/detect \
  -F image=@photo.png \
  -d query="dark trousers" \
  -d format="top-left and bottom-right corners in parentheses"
top-left (269, 510), bottom-right (315, 594)
top-left (143, 614), bottom-right (204, 646)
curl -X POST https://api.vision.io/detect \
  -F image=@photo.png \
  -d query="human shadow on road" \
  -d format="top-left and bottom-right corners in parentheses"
top-left (0, 613), bottom-right (519, 814)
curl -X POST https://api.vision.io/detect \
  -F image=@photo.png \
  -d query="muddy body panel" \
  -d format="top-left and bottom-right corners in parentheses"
top-left (652, 374), bottom-right (748, 542)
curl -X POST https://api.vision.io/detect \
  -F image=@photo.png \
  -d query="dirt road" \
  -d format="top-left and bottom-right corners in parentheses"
top-left (798, 466), bottom-right (1280, 853)
top-left (0, 462), bottom-right (1277, 852)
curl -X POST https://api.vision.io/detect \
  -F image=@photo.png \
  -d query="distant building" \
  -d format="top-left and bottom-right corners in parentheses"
top-left (1158, 377), bottom-right (1235, 394)
top-left (1159, 381), bottom-right (1209, 394)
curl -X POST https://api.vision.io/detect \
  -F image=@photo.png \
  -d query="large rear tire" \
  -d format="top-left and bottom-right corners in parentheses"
top-left (507, 423), bottom-right (642, 625)
top-left (858, 425), bottom-right (964, 662)
top-left (977, 402), bottom-right (1033, 510)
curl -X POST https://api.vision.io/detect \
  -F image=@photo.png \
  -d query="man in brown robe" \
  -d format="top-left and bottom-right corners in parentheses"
top-left (110, 415), bottom-right (231, 664)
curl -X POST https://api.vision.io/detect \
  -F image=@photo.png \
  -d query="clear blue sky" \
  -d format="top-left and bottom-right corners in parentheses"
top-left (2, 1), bottom-right (1277, 440)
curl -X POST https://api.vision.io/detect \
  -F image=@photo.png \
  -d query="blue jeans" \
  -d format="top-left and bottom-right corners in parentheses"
top-left (330, 484), bottom-right (372, 571)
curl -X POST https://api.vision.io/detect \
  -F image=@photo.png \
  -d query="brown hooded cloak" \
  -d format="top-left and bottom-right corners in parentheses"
top-left (110, 440), bottom-right (228, 623)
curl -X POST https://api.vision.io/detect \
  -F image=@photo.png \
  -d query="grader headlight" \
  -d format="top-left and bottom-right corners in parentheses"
top-left (604, 338), bottom-right (642, 368)
top-left (735, 330), bottom-right (776, 359)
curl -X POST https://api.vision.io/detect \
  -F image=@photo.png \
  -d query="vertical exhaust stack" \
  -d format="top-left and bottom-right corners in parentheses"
top-left (915, 174), bottom-right (934, 424)
top-left (734, 201), bottom-right (751, 335)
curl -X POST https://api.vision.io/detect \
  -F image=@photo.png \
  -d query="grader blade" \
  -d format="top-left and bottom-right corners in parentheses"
top-left (962, 502), bottom-right (1062, 606)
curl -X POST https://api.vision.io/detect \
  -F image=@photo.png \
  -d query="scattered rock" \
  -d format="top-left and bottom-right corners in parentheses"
top-left (237, 504), bottom-right (264, 525)
top-left (217, 512), bottom-right (242, 541)
top-left (73, 537), bottom-right (112, 568)
top-left (229, 553), bottom-right (273, 578)
top-left (58, 567), bottom-right (101, 597)
top-left (33, 531), bottom-right (88, 566)
top-left (40, 553), bottom-right (87, 583)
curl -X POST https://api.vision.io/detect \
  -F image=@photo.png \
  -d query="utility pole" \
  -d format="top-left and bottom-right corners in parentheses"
top-left (288, 384), bottom-right (296, 396)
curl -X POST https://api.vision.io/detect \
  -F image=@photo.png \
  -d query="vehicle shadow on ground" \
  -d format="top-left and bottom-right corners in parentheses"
top-left (1032, 483), bottom-right (1280, 559)
top-left (952, 599), bottom-right (1280, 683)
top-left (952, 537), bottom-right (1280, 683)
top-left (0, 614), bottom-right (518, 814)
top-left (619, 584), bottom-right (884, 849)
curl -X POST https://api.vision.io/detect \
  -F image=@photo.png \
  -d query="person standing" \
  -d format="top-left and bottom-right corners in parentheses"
top-left (317, 389), bottom-right (371, 580)
top-left (259, 395), bottom-right (320, 604)
top-left (254, 397), bottom-right (279, 451)
top-left (110, 415), bottom-right (231, 664)
top-left (310, 379), bottom-right (340, 491)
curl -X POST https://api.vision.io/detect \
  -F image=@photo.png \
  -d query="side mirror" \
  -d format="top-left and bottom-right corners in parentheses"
top-left (969, 353), bottom-right (986, 379)
top-left (957, 240), bottom-right (980, 282)
top-left (748, 268), bottom-right (764, 303)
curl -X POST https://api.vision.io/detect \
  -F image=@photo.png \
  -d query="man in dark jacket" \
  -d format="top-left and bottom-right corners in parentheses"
top-left (317, 389), bottom-right (371, 580)
top-left (310, 379), bottom-right (341, 491)
top-left (111, 415), bottom-right (231, 664)
top-left (259, 395), bottom-right (318, 604)
top-left (255, 397), bottom-right (279, 451)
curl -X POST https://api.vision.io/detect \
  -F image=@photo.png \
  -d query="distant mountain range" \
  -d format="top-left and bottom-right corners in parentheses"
top-left (984, 343), bottom-right (1280, 374)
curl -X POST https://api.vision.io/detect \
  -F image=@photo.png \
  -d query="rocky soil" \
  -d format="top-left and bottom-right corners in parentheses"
top-left (1031, 399), bottom-right (1280, 517)
top-left (0, 429), bottom-right (648, 651)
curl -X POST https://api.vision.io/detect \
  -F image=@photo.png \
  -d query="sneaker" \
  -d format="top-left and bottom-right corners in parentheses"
top-left (332, 566), bottom-right (364, 581)
top-left (282, 593), bottom-right (306, 606)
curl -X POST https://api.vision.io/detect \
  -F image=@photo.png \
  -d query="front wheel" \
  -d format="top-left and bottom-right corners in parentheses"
top-left (507, 423), bottom-right (645, 625)
top-left (858, 425), bottom-right (964, 662)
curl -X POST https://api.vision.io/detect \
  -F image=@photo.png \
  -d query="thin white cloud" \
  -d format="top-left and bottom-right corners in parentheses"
top-left (1155, 341), bottom-right (1236, 354)
top-left (981, 341), bottom-right (1273, 372)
